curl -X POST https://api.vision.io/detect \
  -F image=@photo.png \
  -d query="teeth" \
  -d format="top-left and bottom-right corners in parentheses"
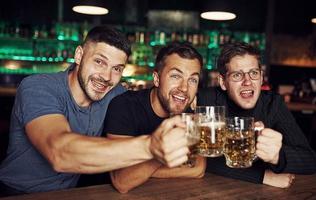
top-left (173, 95), bottom-right (186, 101)
top-left (241, 90), bottom-right (252, 94)
top-left (92, 80), bottom-right (106, 90)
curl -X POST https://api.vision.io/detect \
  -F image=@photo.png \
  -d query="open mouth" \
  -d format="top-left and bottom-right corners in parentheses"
top-left (171, 94), bottom-right (188, 104)
top-left (240, 90), bottom-right (254, 98)
top-left (91, 80), bottom-right (108, 93)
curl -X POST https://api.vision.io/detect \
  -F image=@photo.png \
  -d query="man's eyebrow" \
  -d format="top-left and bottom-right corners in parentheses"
top-left (169, 67), bottom-right (184, 74)
top-left (96, 53), bottom-right (109, 60)
top-left (169, 67), bottom-right (200, 76)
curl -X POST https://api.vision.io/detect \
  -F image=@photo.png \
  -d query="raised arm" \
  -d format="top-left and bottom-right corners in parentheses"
top-left (26, 114), bottom-right (153, 174)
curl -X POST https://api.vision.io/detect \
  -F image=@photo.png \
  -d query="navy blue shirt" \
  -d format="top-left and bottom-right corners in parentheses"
top-left (0, 64), bottom-right (126, 193)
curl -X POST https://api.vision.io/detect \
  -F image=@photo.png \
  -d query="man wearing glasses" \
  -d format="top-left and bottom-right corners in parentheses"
top-left (198, 42), bottom-right (316, 188)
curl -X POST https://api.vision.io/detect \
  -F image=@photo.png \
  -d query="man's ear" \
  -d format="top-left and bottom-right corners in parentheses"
top-left (153, 71), bottom-right (160, 87)
top-left (74, 46), bottom-right (83, 65)
top-left (218, 74), bottom-right (227, 91)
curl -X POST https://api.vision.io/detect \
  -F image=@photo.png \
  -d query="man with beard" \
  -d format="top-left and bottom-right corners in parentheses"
top-left (197, 42), bottom-right (316, 188)
top-left (103, 42), bottom-right (206, 193)
top-left (0, 27), bottom-right (191, 196)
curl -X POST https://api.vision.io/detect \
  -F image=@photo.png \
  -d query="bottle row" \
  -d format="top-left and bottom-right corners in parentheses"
top-left (0, 21), bottom-right (265, 70)
top-left (0, 21), bottom-right (89, 41)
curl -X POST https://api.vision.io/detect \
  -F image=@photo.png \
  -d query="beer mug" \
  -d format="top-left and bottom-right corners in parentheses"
top-left (195, 106), bottom-right (226, 157)
top-left (181, 113), bottom-right (200, 167)
top-left (223, 117), bottom-right (257, 168)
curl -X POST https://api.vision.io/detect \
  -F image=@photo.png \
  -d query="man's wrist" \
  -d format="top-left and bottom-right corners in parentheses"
top-left (140, 135), bottom-right (154, 160)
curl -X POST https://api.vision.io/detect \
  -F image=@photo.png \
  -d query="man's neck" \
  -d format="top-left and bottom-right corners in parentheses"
top-left (150, 88), bottom-right (169, 118)
top-left (68, 66), bottom-right (92, 107)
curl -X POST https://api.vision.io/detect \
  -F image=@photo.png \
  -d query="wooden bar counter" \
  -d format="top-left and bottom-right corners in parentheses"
top-left (1, 173), bottom-right (316, 200)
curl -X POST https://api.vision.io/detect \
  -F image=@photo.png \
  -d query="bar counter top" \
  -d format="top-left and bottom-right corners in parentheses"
top-left (1, 173), bottom-right (316, 200)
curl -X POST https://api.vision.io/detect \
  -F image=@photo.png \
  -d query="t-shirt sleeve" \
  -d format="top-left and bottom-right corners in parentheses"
top-left (103, 95), bottom-right (138, 137)
top-left (14, 75), bottom-right (64, 127)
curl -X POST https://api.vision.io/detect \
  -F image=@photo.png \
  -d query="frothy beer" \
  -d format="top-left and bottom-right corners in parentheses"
top-left (197, 121), bottom-right (225, 157)
top-left (223, 117), bottom-right (256, 168)
top-left (224, 131), bottom-right (256, 168)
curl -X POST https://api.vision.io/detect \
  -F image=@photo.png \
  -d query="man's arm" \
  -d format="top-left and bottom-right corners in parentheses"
top-left (109, 116), bottom-right (198, 193)
top-left (256, 96), bottom-right (316, 174)
top-left (26, 114), bottom-right (153, 174)
top-left (263, 170), bottom-right (295, 188)
top-left (152, 156), bottom-right (206, 178)
top-left (108, 134), bottom-right (162, 194)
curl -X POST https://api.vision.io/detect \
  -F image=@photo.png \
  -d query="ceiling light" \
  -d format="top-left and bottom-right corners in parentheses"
top-left (72, 5), bottom-right (108, 15)
top-left (311, 18), bottom-right (316, 24)
top-left (201, 11), bottom-right (236, 21)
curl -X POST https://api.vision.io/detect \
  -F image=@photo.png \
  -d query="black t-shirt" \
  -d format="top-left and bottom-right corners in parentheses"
top-left (104, 89), bottom-right (165, 136)
top-left (197, 87), bottom-right (316, 183)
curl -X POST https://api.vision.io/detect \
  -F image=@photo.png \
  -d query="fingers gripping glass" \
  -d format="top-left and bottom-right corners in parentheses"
top-left (226, 68), bottom-right (262, 82)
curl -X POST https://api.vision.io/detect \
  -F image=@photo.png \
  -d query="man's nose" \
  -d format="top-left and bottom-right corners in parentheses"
top-left (242, 72), bottom-right (252, 85)
top-left (100, 67), bottom-right (112, 82)
top-left (179, 79), bottom-right (188, 92)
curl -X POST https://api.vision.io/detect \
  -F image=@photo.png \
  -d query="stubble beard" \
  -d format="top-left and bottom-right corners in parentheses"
top-left (157, 88), bottom-right (189, 115)
top-left (77, 64), bottom-right (109, 102)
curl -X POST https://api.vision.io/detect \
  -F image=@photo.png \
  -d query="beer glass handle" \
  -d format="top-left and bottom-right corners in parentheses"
top-left (253, 127), bottom-right (263, 162)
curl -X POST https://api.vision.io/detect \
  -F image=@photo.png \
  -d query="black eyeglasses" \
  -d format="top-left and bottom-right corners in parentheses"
top-left (226, 68), bottom-right (262, 82)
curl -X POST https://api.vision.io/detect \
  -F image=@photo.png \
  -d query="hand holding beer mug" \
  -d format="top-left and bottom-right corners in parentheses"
top-left (224, 117), bottom-right (257, 168)
top-left (195, 106), bottom-right (226, 157)
top-left (181, 113), bottom-right (200, 167)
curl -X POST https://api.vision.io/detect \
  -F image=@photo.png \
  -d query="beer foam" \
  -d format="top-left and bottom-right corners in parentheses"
top-left (199, 121), bottom-right (225, 127)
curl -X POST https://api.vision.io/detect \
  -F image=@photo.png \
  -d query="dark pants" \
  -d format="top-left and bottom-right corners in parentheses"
top-left (0, 181), bottom-right (25, 197)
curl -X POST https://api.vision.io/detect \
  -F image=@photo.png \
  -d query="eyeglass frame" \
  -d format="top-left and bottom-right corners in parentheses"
top-left (223, 68), bottom-right (263, 82)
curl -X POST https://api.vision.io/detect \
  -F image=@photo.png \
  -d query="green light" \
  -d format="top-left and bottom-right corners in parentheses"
top-left (137, 61), bottom-right (146, 66)
top-left (148, 62), bottom-right (154, 67)
top-left (71, 36), bottom-right (79, 41)
top-left (48, 57), bottom-right (53, 62)
top-left (122, 74), bottom-right (153, 81)
top-left (41, 57), bottom-right (47, 62)
top-left (66, 58), bottom-right (75, 63)
top-left (206, 65), bottom-right (213, 70)
top-left (150, 41), bottom-right (156, 46)
top-left (57, 35), bottom-right (65, 40)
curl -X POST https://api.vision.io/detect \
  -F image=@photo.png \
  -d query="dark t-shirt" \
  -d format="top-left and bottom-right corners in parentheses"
top-left (104, 89), bottom-right (165, 136)
top-left (197, 87), bottom-right (316, 183)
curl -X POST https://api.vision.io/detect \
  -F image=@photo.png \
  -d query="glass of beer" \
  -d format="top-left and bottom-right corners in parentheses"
top-left (195, 106), bottom-right (226, 157)
top-left (181, 113), bottom-right (200, 167)
top-left (224, 117), bottom-right (256, 168)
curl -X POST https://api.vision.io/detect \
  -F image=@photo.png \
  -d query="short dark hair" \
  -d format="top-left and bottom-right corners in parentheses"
top-left (83, 26), bottom-right (131, 56)
top-left (154, 42), bottom-right (203, 73)
top-left (217, 42), bottom-right (261, 75)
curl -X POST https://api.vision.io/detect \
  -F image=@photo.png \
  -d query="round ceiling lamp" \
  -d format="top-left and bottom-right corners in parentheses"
top-left (311, 18), bottom-right (316, 24)
top-left (72, 0), bottom-right (108, 15)
top-left (201, 11), bottom-right (236, 21)
top-left (72, 5), bottom-right (108, 15)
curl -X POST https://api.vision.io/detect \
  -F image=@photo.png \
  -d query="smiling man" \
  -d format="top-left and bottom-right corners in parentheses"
top-left (0, 27), bottom-right (192, 196)
top-left (104, 42), bottom-right (206, 193)
top-left (198, 42), bottom-right (316, 188)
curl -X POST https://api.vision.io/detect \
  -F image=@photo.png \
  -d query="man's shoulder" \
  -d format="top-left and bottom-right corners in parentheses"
top-left (108, 89), bottom-right (150, 112)
top-left (260, 90), bottom-right (283, 103)
top-left (112, 89), bottom-right (149, 102)
top-left (19, 72), bottom-right (64, 91)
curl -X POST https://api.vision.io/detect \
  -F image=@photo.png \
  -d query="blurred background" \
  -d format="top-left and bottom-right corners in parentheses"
top-left (0, 0), bottom-right (315, 159)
